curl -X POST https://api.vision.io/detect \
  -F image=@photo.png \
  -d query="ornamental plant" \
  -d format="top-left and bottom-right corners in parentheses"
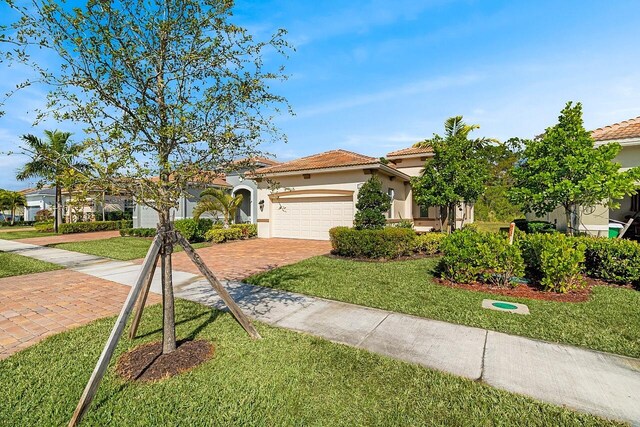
top-left (354, 176), bottom-right (391, 229)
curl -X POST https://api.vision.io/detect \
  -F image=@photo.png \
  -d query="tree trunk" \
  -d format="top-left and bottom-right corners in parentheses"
top-left (10, 205), bottom-right (15, 225)
top-left (448, 203), bottom-right (456, 234)
top-left (564, 205), bottom-right (573, 236)
top-left (54, 184), bottom-right (60, 233)
top-left (160, 211), bottom-right (176, 354)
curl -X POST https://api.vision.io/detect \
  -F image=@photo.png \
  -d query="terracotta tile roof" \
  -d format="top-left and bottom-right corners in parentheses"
top-left (255, 149), bottom-right (379, 174)
top-left (592, 116), bottom-right (640, 141)
top-left (233, 156), bottom-right (280, 167)
top-left (386, 146), bottom-right (433, 157)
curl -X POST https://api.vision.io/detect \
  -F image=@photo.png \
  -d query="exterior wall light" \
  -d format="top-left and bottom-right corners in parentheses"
top-left (258, 200), bottom-right (265, 211)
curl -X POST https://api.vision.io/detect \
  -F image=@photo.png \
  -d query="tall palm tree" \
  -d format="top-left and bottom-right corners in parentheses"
top-left (0, 191), bottom-right (27, 225)
top-left (192, 188), bottom-right (243, 227)
top-left (413, 116), bottom-right (482, 149)
top-left (16, 130), bottom-right (85, 233)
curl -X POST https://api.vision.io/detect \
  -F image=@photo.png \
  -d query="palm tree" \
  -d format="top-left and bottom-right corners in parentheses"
top-left (16, 130), bottom-right (85, 233)
top-left (192, 188), bottom-right (243, 227)
top-left (0, 191), bottom-right (27, 225)
top-left (414, 116), bottom-right (482, 149)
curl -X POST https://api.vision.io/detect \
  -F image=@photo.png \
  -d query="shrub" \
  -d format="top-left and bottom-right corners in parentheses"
top-left (205, 227), bottom-right (242, 243)
top-left (439, 228), bottom-right (524, 286)
top-left (59, 220), bottom-right (132, 234)
top-left (393, 219), bottom-right (414, 229)
top-left (413, 232), bottom-right (446, 255)
top-left (354, 176), bottom-right (391, 230)
top-left (174, 219), bottom-right (199, 242)
top-left (34, 220), bottom-right (54, 232)
top-left (519, 234), bottom-right (585, 293)
top-left (35, 209), bottom-right (53, 221)
top-left (230, 223), bottom-right (257, 238)
top-left (329, 226), bottom-right (416, 259)
top-left (120, 227), bottom-right (156, 238)
top-left (580, 237), bottom-right (640, 284)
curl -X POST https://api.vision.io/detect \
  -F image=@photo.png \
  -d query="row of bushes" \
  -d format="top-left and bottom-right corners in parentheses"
top-left (59, 220), bottom-right (133, 234)
top-left (439, 228), bottom-right (640, 293)
top-left (120, 222), bottom-right (258, 244)
top-left (0, 221), bottom-right (36, 227)
top-left (329, 227), bottom-right (446, 259)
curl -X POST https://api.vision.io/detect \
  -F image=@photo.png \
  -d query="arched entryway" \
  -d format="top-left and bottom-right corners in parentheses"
top-left (232, 186), bottom-right (253, 224)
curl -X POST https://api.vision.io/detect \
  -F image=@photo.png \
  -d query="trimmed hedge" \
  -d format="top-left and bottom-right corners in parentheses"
top-left (329, 226), bottom-right (416, 259)
top-left (205, 227), bottom-right (243, 243)
top-left (439, 228), bottom-right (525, 287)
top-left (174, 218), bottom-right (214, 243)
top-left (413, 232), bottom-right (446, 255)
top-left (519, 233), bottom-right (585, 293)
top-left (120, 228), bottom-right (156, 238)
top-left (34, 221), bottom-right (55, 232)
top-left (59, 220), bottom-right (132, 234)
top-left (580, 237), bottom-right (640, 285)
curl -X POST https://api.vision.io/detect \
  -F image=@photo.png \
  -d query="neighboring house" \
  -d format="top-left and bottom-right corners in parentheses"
top-left (22, 187), bottom-right (56, 221)
top-left (253, 149), bottom-right (470, 240)
top-left (132, 158), bottom-right (279, 228)
top-left (528, 116), bottom-right (640, 237)
top-left (22, 186), bottom-right (134, 222)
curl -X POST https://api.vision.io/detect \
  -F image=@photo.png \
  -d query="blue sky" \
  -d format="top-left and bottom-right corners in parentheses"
top-left (1, 0), bottom-right (640, 190)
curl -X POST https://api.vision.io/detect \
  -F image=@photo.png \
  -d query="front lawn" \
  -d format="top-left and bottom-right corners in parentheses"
top-left (247, 256), bottom-right (640, 358)
top-left (51, 237), bottom-right (211, 261)
top-left (0, 251), bottom-right (63, 278)
top-left (0, 229), bottom-right (57, 240)
top-left (474, 221), bottom-right (510, 233)
top-left (0, 300), bottom-right (619, 426)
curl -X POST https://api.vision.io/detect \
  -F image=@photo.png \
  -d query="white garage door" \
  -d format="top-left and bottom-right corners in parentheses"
top-left (271, 196), bottom-right (354, 240)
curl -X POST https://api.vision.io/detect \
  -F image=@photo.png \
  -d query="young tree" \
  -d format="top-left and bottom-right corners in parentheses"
top-left (3, 0), bottom-right (289, 357)
top-left (193, 188), bottom-right (243, 227)
top-left (509, 102), bottom-right (640, 235)
top-left (411, 116), bottom-right (489, 233)
top-left (16, 131), bottom-right (85, 232)
top-left (354, 175), bottom-right (391, 229)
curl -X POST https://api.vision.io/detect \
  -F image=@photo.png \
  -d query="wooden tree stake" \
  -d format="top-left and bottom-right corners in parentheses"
top-left (69, 235), bottom-right (162, 427)
top-left (128, 251), bottom-right (160, 340)
top-left (175, 232), bottom-right (261, 340)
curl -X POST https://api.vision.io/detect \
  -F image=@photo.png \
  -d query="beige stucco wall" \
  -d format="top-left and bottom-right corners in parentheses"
top-left (390, 157), bottom-right (425, 177)
top-left (255, 169), bottom-right (411, 238)
top-left (613, 144), bottom-right (640, 171)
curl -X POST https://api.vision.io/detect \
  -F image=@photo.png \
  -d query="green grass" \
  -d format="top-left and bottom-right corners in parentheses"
top-left (0, 251), bottom-right (62, 278)
top-left (0, 300), bottom-right (621, 426)
top-left (0, 229), bottom-right (57, 240)
top-left (51, 237), bottom-right (211, 260)
top-left (474, 221), bottom-right (510, 233)
top-left (247, 256), bottom-right (640, 358)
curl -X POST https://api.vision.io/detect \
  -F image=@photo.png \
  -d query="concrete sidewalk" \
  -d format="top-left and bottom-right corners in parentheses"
top-left (2, 238), bottom-right (639, 425)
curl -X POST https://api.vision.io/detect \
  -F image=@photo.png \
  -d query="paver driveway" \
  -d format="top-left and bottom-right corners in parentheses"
top-left (0, 270), bottom-right (160, 360)
top-left (161, 238), bottom-right (331, 280)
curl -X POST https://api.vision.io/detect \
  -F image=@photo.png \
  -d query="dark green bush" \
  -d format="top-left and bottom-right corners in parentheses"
top-left (329, 226), bottom-right (416, 259)
top-left (205, 227), bottom-right (243, 243)
top-left (519, 234), bottom-right (585, 293)
top-left (174, 218), bottom-right (215, 242)
top-left (120, 227), bottom-right (156, 238)
top-left (580, 237), bottom-right (640, 284)
top-left (513, 219), bottom-right (556, 234)
top-left (413, 232), bottom-right (446, 255)
top-left (354, 176), bottom-right (391, 230)
top-left (439, 228), bottom-right (524, 286)
top-left (59, 220), bottom-right (131, 234)
top-left (230, 223), bottom-right (257, 238)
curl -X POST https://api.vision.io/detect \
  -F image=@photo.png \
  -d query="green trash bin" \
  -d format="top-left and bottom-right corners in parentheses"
top-left (609, 223), bottom-right (623, 238)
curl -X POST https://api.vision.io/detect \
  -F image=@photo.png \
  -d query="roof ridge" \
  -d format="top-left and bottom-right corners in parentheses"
top-left (591, 115), bottom-right (640, 141)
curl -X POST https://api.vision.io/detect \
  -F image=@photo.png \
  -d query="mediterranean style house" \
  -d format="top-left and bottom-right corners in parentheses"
top-left (528, 116), bottom-right (640, 237)
top-left (131, 147), bottom-right (472, 240)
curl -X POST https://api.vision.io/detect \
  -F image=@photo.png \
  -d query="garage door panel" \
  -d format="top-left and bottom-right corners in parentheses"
top-left (271, 196), bottom-right (353, 240)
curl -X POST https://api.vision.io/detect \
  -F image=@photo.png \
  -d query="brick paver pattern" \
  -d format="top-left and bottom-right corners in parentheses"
top-left (15, 230), bottom-right (121, 246)
top-left (168, 238), bottom-right (332, 280)
top-left (0, 269), bottom-right (160, 360)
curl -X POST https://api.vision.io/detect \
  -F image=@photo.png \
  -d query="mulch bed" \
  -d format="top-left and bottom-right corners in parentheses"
top-left (433, 277), bottom-right (596, 302)
top-left (116, 340), bottom-right (214, 382)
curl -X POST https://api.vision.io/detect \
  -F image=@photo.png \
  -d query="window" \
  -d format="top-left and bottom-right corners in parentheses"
top-left (420, 205), bottom-right (430, 218)
top-left (124, 199), bottom-right (135, 213)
